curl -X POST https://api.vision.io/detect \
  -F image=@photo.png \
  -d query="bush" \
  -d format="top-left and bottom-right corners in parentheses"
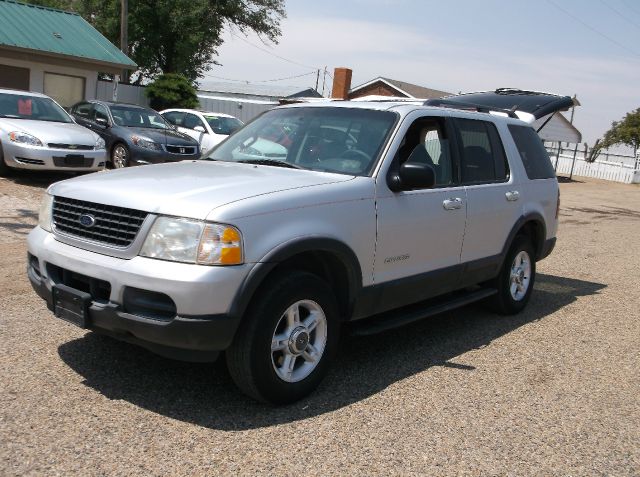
top-left (145, 74), bottom-right (199, 111)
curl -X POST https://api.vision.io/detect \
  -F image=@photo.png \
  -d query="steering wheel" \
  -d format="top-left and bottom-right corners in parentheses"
top-left (337, 148), bottom-right (370, 162)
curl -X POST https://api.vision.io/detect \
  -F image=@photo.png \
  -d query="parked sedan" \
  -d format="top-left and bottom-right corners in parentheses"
top-left (160, 109), bottom-right (243, 154)
top-left (70, 101), bottom-right (200, 168)
top-left (0, 88), bottom-right (106, 175)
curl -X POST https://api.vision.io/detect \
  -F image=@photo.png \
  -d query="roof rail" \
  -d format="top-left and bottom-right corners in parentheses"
top-left (423, 98), bottom-right (520, 118)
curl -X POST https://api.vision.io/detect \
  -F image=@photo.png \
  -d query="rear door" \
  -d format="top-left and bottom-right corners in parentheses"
top-left (452, 117), bottom-right (522, 285)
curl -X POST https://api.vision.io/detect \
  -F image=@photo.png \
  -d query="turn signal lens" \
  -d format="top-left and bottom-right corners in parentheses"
top-left (197, 224), bottom-right (243, 265)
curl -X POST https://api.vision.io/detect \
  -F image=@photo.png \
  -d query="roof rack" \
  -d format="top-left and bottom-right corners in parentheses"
top-left (423, 98), bottom-right (520, 118)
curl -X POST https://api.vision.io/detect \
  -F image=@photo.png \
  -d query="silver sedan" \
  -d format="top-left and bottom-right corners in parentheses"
top-left (0, 88), bottom-right (107, 174)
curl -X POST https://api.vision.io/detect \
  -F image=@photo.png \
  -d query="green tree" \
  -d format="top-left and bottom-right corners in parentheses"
top-left (591, 108), bottom-right (640, 161)
top-left (145, 74), bottom-right (199, 110)
top-left (29, 0), bottom-right (286, 83)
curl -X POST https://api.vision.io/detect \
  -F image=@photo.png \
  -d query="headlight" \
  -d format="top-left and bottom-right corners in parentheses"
top-left (140, 217), bottom-right (243, 265)
top-left (9, 131), bottom-right (43, 147)
top-left (38, 193), bottom-right (53, 232)
top-left (94, 135), bottom-right (106, 150)
top-left (131, 135), bottom-right (162, 151)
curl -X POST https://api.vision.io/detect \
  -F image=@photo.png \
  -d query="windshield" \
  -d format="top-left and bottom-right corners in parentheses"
top-left (0, 92), bottom-right (73, 123)
top-left (110, 105), bottom-right (169, 129)
top-left (204, 115), bottom-right (243, 135)
top-left (207, 107), bottom-right (397, 175)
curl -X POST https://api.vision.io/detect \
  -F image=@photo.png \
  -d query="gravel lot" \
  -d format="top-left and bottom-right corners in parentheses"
top-left (1, 171), bottom-right (638, 476)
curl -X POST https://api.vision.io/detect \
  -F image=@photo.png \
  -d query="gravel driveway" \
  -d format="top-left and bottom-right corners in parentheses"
top-left (1, 171), bottom-right (638, 476)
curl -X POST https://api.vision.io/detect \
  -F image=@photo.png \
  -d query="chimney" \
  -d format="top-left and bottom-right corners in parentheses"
top-left (331, 67), bottom-right (352, 100)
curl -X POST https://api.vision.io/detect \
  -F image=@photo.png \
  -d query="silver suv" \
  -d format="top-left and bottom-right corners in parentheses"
top-left (27, 90), bottom-right (570, 404)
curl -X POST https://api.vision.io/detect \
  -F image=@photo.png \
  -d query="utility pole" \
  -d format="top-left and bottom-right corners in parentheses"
top-left (120, 0), bottom-right (129, 84)
top-left (315, 69), bottom-right (320, 93)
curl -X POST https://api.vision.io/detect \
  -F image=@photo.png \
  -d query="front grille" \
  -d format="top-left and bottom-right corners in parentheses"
top-left (52, 156), bottom-right (94, 167)
top-left (52, 196), bottom-right (148, 248)
top-left (165, 144), bottom-right (197, 155)
top-left (48, 143), bottom-right (94, 151)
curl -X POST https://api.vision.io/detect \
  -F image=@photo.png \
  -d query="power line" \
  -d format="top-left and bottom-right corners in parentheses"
top-left (599, 0), bottom-right (640, 32)
top-left (206, 71), bottom-right (317, 84)
top-left (229, 31), bottom-right (320, 71)
top-left (545, 0), bottom-right (640, 58)
top-left (621, 0), bottom-right (640, 17)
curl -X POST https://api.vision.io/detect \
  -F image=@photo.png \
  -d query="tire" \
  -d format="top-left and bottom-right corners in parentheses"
top-left (0, 143), bottom-right (12, 176)
top-left (111, 143), bottom-right (129, 168)
top-left (486, 235), bottom-right (536, 315)
top-left (226, 271), bottom-right (340, 404)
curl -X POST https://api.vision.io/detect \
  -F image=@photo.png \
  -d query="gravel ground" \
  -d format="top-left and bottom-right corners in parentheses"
top-left (0, 171), bottom-right (638, 476)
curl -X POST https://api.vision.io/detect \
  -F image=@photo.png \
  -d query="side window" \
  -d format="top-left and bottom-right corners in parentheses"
top-left (163, 111), bottom-right (185, 127)
top-left (508, 124), bottom-right (555, 179)
top-left (398, 117), bottom-right (453, 186)
top-left (183, 113), bottom-right (205, 130)
top-left (92, 103), bottom-right (109, 123)
top-left (455, 118), bottom-right (509, 184)
top-left (73, 102), bottom-right (92, 118)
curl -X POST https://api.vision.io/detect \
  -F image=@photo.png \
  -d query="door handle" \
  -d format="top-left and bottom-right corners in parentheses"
top-left (443, 198), bottom-right (463, 210)
top-left (505, 191), bottom-right (520, 202)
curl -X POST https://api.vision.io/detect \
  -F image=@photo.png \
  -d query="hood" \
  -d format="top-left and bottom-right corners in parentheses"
top-left (123, 126), bottom-right (197, 146)
top-left (425, 88), bottom-right (577, 123)
top-left (49, 160), bottom-right (355, 220)
top-left (0, 119), bottom-right (98, 145)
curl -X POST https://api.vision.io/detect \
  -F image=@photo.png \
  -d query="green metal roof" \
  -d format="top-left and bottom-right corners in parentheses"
top-left (0, 0), bottom-right (136, 69)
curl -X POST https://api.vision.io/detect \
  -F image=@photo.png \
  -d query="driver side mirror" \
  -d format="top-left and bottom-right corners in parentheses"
top-left (95, 117), bottom-right (109, 128)
top-left (388, 162), bottom-right (436, 192)
top-left (194, 125), bottom-right (206, 133)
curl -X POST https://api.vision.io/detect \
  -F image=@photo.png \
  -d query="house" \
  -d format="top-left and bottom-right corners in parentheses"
top-left (348, 76), bottom-right (451, 100)
top-left (196, 80), bottom-right (322, 123)
top-left (0, 0), bottom-right (136, 107)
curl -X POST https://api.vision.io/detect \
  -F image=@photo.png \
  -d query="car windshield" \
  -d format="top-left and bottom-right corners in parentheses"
top-left (207, 107), bottom-right (397, 176)
top-left (0, 92), bottom-right (73, 123)
top-left (110, 105), bottom-right (169, 129)
top-left (204, 115), bottom-right (243, 135)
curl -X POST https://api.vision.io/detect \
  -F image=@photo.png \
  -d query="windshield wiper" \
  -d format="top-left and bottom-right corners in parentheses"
top-left (236, 159), bottom-right (304, 170)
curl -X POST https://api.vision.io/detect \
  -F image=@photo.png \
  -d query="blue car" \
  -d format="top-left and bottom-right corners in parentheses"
top-left (70, 101), bottom-right (200, 168)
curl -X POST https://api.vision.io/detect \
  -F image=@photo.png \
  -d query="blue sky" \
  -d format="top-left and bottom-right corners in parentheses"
top-left (204, 0), bottom-right (640, 146)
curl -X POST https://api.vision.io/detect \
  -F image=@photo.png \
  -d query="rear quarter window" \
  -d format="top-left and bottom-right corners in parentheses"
top-left (508, 124), bottom-right (556, 179)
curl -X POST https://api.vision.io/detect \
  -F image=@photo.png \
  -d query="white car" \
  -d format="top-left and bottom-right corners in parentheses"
top-left (160, 109), bottom-right (243, 154)
top-left (0, 88), bottom-right (106, 174)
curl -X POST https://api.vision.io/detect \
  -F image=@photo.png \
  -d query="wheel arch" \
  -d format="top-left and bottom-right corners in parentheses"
top-left (501, 213), bottom-right (547, 262)
top-left (228, 237), bottom-right (363, 323)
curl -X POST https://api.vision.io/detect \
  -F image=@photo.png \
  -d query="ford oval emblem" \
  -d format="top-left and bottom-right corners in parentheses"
top-left (79, 214), bottom-right (96, 228)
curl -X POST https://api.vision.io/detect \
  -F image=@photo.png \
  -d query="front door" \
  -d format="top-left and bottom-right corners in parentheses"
top-left (373, 114), bottom-right (467, 311)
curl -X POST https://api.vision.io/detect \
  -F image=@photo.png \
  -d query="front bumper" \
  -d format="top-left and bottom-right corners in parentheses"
top-left (2, 141), bottom-right (106, 171)
top-left (27, 226), bottom-right (250, 360)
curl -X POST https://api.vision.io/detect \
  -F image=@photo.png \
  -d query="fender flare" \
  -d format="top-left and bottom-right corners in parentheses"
top-left (227, 237), bottom-right (363, 320)
top-left (500, 212), bottom-right (547, 263)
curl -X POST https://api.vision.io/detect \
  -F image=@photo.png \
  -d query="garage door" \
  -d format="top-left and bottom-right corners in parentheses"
top-left (0, 64), bottom-right (30, 90)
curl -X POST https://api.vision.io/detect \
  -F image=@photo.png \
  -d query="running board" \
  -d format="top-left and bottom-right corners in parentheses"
top-left (350, 288), bottom-right (497, 336)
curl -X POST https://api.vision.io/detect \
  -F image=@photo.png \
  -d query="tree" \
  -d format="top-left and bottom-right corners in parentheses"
top-left (590, 108), bottom-right (640, 161)
top-left (145, 74), bottom-right (199, 110)
top-left (29, 0), bottom-right (286, 83)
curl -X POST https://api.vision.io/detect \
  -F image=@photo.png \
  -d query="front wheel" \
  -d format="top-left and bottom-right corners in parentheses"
top-left (486, 235), bottom-right (536, 315)
top-left (111, 143), bottom-right (129, 168)
top-left (226, 271), bottom-right (340, 404)
top-left (0, 144), bottom-right (12, 176)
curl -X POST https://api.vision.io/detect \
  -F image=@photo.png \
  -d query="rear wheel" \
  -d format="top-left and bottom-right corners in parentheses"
top-left (486, 235), bottom-right (536, 315)
top-left (226, 271), bottom-right (340, 404)
top-left (111, 143), bottom-right (129, 168)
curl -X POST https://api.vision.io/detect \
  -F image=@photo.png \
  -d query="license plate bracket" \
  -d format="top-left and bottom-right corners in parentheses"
top-left (53, 284), bottom-right (91, 328)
